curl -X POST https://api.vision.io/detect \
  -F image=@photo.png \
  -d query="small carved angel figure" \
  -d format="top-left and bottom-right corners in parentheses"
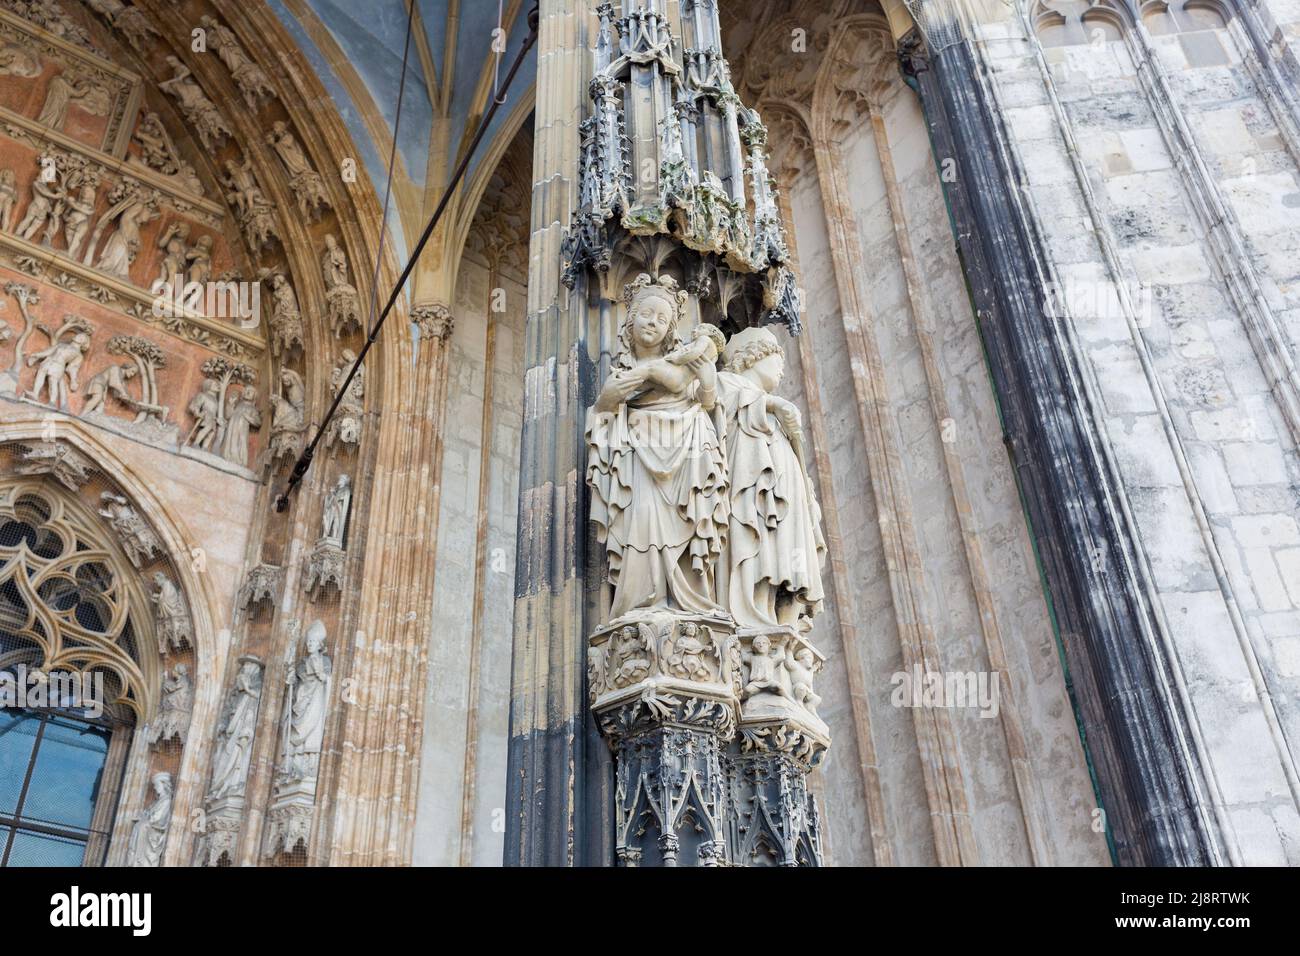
top-left (785, 647), bottom-right (821, 716)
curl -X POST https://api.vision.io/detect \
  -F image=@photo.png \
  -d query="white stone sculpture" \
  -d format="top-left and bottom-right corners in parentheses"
top-left (25, 324), bottom-right (89, 410)
top-left (321, 474), bottom-right (351, 546)
top-left (151, 571), bottom-right (191, 654)
top-left (265, 272), bottom-right (304, 356)
top-left (199, 15), bottom-right (276, 110)
top-left (146, 663), bottom-right (193, 746)
top-left (125, 771), bottom-right (172, 867)
top-left (716, 326), bottom-right (825, 629)
top-left (324, 349), bottom-right (364, 455)
top-left (219, 384), bottom-right (260, 467)
top-left (585, 273), bottom-right (728, 620)
top-left (0, 168), bottom-right (17, 232)
top-left (268, 368), bottom-right (306, 461)
top-left (321, 234), bottom-right (361, 336)
top-left (159, 55), bottom-right (231, 149)
top-left (208, 658), bottom-right (263, 801)
top-left (97, 492), bottom-right (161, 568)
top-left (277, 620), bottom-right (332, 785)
top-left (266, 121), bottom-right (329, 220)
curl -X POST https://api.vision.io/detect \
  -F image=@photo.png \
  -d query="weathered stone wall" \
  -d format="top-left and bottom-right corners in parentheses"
top-left (413, 257), bottom-right (526, 866)
top-left (973, 0), bottom-right (1300, 864)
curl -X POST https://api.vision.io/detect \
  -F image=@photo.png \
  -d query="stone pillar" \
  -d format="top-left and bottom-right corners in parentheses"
top-left (544, 0), bottom-right (826, 867)
top-left (897, 11), bottom-right (1219, 865)
top-left (505, 0), bottom-right (612, 867)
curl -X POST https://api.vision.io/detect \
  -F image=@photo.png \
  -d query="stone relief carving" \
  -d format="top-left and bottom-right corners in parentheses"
top-left (125, 771), bottom-right (172, 867)
top-left (159, 55), bottom-right (231, 151)
top-left (305, 474), bottom-right (349, 600)
top-left (717, 326), bottom-right (824, 628)
top-left (2, 0), bottom-right (100, 53)
top-left (84, 179), bottom-right (161, 279)
top-left (207, 658), bottom-right (262, 802)
top-left (12, 439), bottom-right (92, 489)
top-left (263, 270), bottom-right (303, 357)
top-left (321, 234), bottom-right (361, 337)
top-left (85, 0), bottom-right (158, 52)
top-left (586, 273), bottom-right (727, 621)
top-left (268, 367), bottom-right (306, 461)
top-left (35, 69), bottom-right (106, 131)
top-left (199, 14), bottom-right (276, 111)
top-left (0, 167), bottom-right (16, 231)
top-left (183, 357), bottom-right (256, 463)
top-left (584, 272), bottom-right (829, 865)
top-left (222, 157), bottom-right (279, 252)
top-left (237, 562), bottom-right (281, 615)
top-left (146, 663), bottom-right (192, 746)
top-left (130, 111), bottom-right (203, 196)
top-left (265, 620), bottom-right (331, 858)
top-left (220, 383), bottom-right (260, 467)
top-left (97, 490), bottom-right (160, 568)
top-left (266, 121), bottom-right (329, 221)
top-left (151, 571), bottom-right (191, 655)
top-left (411, 302), bottom-right (453, 343)
top-left (324, 349), bottom-right (363, 456)
top-left (25, 313), bottom-right (91, 409)
top-left (277, 619), bottom-right (331, 785)
top-left (83, 334), bottom-right (169, 432)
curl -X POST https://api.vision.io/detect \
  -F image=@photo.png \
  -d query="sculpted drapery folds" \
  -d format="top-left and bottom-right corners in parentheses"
top-left (586, 273), bottom-right (729, 621)
top-left (716, 326), bottom-right (825, 629)
top-left (585, 274), bottom-right (826, 630)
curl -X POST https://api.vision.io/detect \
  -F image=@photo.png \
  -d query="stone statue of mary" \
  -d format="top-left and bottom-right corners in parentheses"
top-left (586, 273), bottom-right (729, 621)
top-left (716, 326), bottom-right (825, 628)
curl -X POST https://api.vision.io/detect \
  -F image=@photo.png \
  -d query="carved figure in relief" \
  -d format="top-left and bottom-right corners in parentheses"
top-left (321, 473), bottom-right (351, 545)
top-left (0, 169), bottom-right (17, 232)
top-left (98, 491), bottom-right (161, 568)
top-left (666, 620), bottom-right (711, 681)
top-left (36, 72), bottom-right (92, 130)
top-left (125, 772), bottom-right (172, 867)
top-left (608, 623), bottom-right (652, 689)
top-left (151, 572), bottom-right (192, 654)
top-left (585, 274), bottom-right (727, 619)
top-left (81, 360), bottom-right (137, 416)
top-left (183, 377), bottom-right (221, 451)
top-left (742, 633), bottom-right (788, 699)
top-left (268, 367), bottom-right (306, 460)
top-left (209, 659), bottom-right (262, 800)
top-left (156, 222), bottom-right (191, 286)
top-left (159, 56), bottom-right (231, 149)
top-left (716, 326), bottom-right (825, 629)
top-left (321, 234), bottom-right (361, 336)
top-left (91, 192), bottom-right (159, 279)
top-left (325, 350), bottom-right (364, 454)
top-left (26, 329), bottom-right (88, 409)
top-left (220, 384), bottom-right (260, 468)
top-left (61, 170), bottom-right (98, 260)
top-left (199, 14), bottom-right (276, 110)
top-left (785, 647), bottom-right (821, 716)
top-left (146, 664), bottom-right (192, 746)
top-left (15, 166), bottom-right (64, 243)
top-left (278, 621), bottom-right (332, 784)
top-left (186, 234), bottom-right (213, 285)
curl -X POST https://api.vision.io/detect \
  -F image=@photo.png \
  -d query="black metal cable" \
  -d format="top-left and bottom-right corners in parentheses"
top-left (275, 3), bottom-right (541, 512)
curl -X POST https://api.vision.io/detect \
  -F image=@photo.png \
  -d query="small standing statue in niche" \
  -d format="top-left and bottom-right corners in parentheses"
top-left (126, 772), bottom-right (173, 867)
top-left (151, 571), bottom-right (192, 654)
top-left (321, 474), bottom-right (351, 546)
top-left (321, 234), bottom-right (361, 337)
top-left (219, 384), bottom-right (261, 468)
top-left (147, 664), bottom-right (193, 746)
top-left (585, 273), bottom-right (728, 620)
top-left (278, 620), bottom-right (332, 785)
top-left (324, 350), bottom-right (364, 456)
top-left (98, 492), bottom-right (161, 568)
top-left (716, 326), bottom-right (825, 629)
top-left (267, 368), bottom-right (306, 461)
top-left (208, 659), bottom-right (262, 801)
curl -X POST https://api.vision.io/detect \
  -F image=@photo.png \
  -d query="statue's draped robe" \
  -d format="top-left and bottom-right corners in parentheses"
top-left (586, 380), bottom-right (728, 619)
top-left (717, 371), bottom-right (825, 627)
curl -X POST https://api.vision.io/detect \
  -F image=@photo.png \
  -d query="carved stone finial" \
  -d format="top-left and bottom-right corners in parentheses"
top-left (237, 563), bottom-right (282, 615)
